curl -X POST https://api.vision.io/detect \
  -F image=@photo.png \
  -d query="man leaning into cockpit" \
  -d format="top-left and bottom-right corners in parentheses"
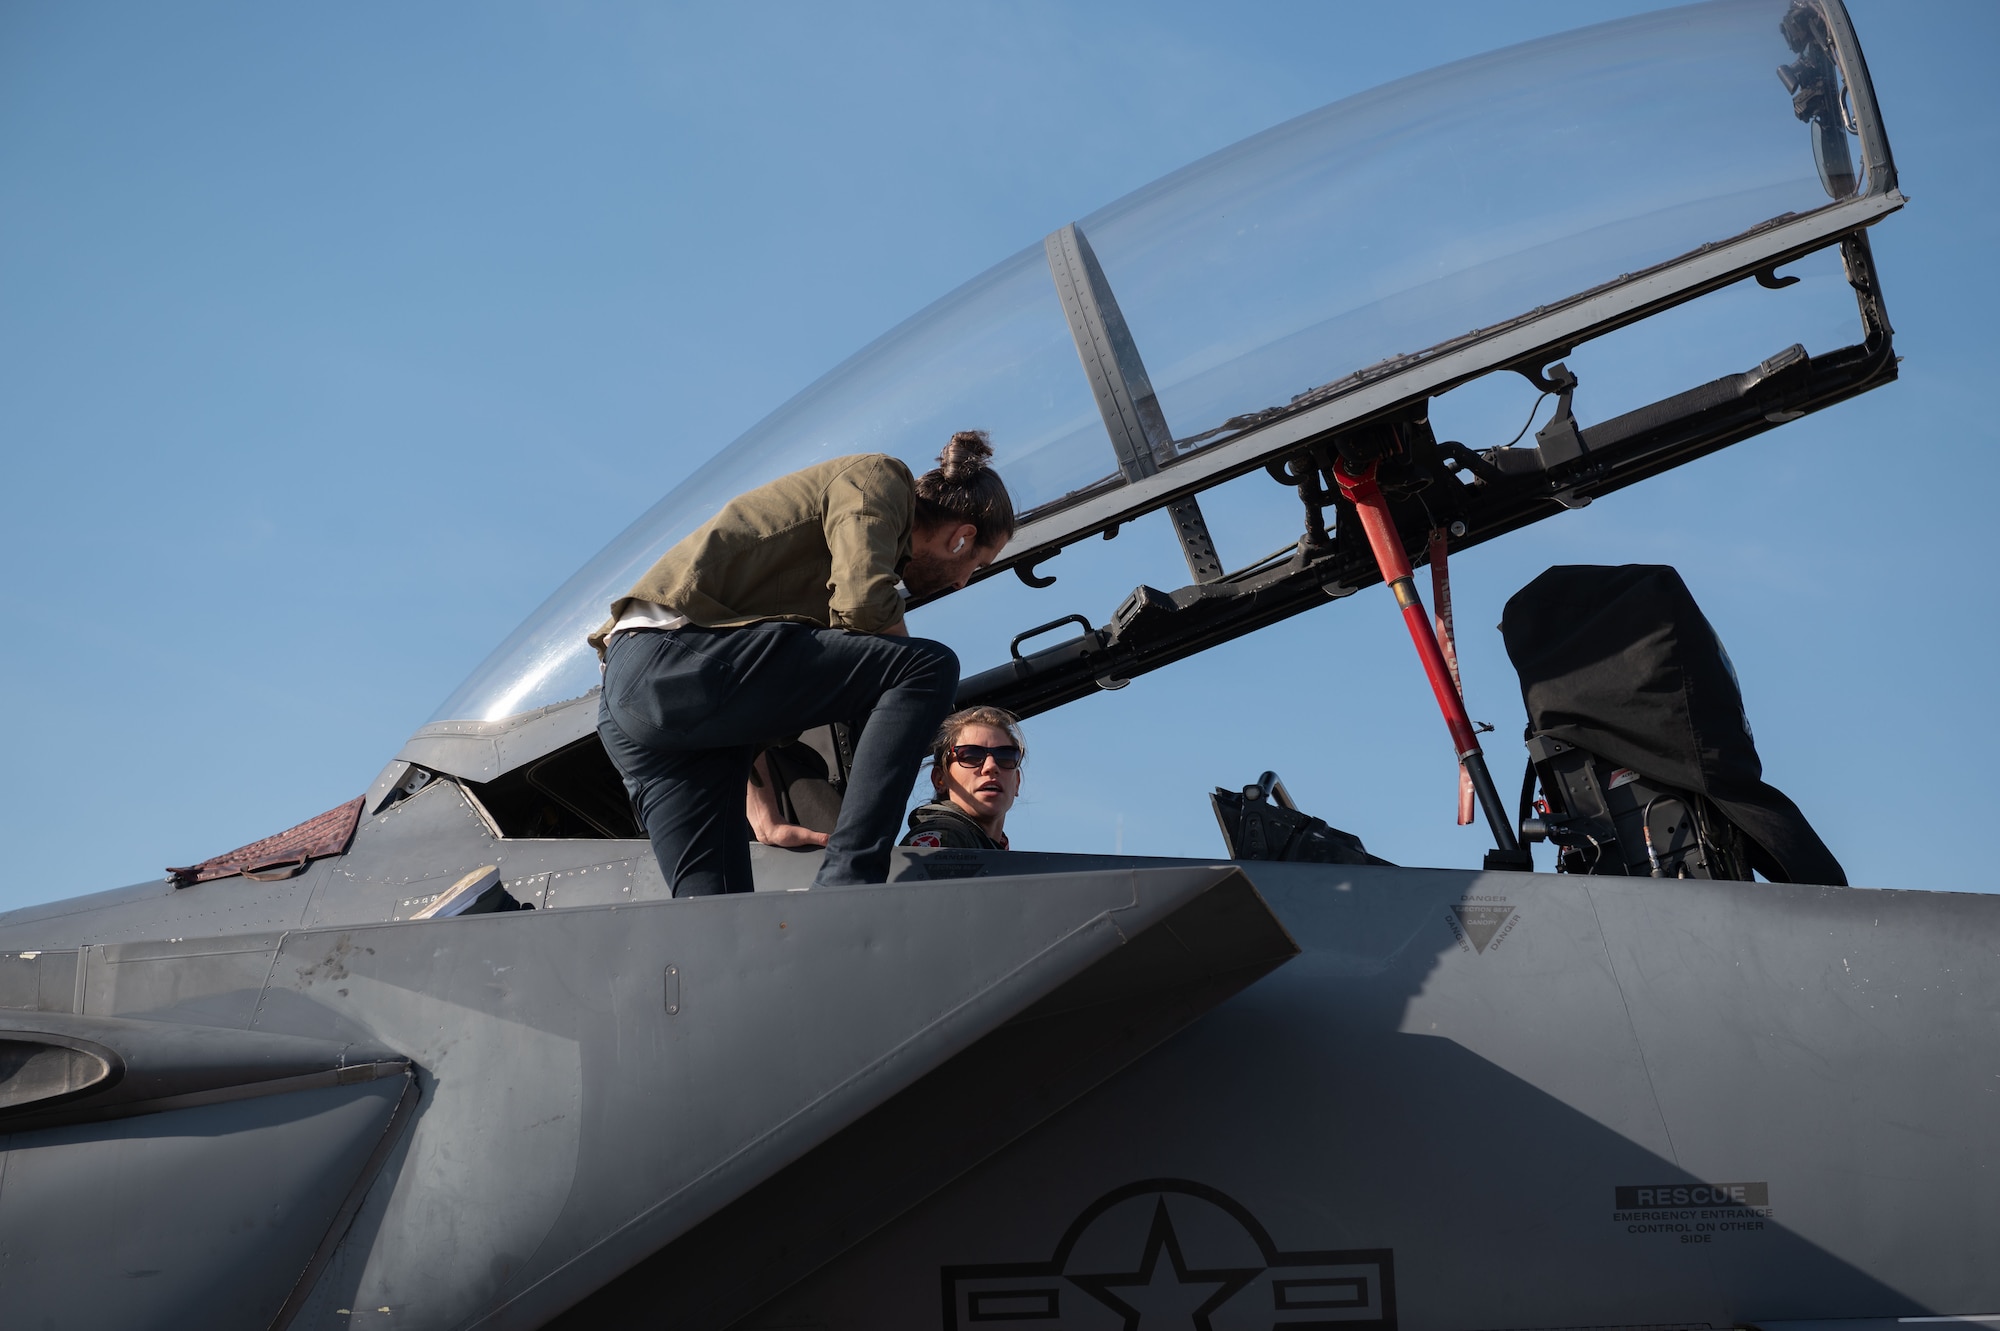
top-left (590, 433), bottom-right (1014, 897)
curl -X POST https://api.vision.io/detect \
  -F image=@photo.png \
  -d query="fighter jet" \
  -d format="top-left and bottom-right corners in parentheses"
top-left (6, 3), bottom-right (1982, 1329)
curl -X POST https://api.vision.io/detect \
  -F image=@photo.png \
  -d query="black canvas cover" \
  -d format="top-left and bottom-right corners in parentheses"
top-left (1501, 565), bottom-right (1845, 886)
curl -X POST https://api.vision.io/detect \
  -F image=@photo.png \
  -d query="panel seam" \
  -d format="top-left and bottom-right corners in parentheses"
top-left (1581, 882), bottom-right (1679, 1166)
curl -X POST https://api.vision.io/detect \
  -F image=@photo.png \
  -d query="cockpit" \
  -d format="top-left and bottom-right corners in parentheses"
top-left (385, 0), bottom-right (1895, 857)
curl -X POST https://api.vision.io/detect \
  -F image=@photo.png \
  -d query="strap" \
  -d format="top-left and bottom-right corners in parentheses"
top-left (1429, 528), bottom-right (1475, 826)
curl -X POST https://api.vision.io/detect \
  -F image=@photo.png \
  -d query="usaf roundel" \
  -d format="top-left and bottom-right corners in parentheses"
top-left (942, 1178), bottom-right (1395, 1329)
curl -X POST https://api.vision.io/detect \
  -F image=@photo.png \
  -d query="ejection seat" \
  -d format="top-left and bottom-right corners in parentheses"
top-left (1502, 564), bottom-right (1846, 884)
top-left (753, 724), bottom-right (855, 839)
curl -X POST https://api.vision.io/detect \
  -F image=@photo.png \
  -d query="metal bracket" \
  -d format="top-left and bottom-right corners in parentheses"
top-left (1046, 222), bottom-right (1224, 583)
top-left (1533, 365), bottom-right (1586, 472)
top-left (1512, 354), bottom-right (1577, 396)
top-left (1166, 497), bottom-right (1224, 582)
top-left (1840, 227), bottom-right (1894, 346)
top-left (1014, 552), bottom-right (1060, 589)
top-left (1266, 447), bottom-right (1339, 552)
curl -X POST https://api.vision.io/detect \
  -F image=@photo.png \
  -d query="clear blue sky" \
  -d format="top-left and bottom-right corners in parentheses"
top-left (2, 1), bottom-right (1992, 911)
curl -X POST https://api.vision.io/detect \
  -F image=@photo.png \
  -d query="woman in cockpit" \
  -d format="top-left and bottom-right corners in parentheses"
top-left (900, 706), bottom-right (1025, 851)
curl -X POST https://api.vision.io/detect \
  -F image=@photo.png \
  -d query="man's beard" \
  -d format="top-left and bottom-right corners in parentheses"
top-left (901, 551), bottom-right (958, 597)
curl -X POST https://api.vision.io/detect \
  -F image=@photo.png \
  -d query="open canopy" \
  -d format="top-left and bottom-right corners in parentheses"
top-left (430, 0), bottom-right (1896, 729)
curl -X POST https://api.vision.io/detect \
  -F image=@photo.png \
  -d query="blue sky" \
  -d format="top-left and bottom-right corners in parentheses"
top-left (2, 1), bottom-right (1993, 911)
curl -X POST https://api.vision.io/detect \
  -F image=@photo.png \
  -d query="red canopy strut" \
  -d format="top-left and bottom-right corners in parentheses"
top-left (1332, 458), bottom-right (1522, 862)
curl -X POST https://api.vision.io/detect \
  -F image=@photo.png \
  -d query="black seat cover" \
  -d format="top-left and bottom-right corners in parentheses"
top-left (1501, 565), bottom-right (1845, 886)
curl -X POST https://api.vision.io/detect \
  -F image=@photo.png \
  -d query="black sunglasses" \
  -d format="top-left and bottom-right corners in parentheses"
top-left (946, 744), bottom-right (1022, 772)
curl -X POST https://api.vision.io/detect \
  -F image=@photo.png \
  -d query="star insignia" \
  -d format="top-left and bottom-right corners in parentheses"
top-left (1067, 1198), bottom-right (1260, 1330)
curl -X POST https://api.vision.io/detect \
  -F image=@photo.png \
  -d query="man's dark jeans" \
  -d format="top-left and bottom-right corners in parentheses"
top-left (598, 622), bottom-right (959, 896)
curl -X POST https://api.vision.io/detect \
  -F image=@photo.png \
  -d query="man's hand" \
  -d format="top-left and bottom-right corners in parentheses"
top-left (880, 617), bottom-right (909, 637)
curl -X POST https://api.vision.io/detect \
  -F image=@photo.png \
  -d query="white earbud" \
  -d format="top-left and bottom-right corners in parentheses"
top-left (953, 537), bottom-right (966, 552)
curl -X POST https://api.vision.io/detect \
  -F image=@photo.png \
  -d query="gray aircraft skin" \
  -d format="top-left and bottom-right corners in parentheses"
top-left (5, 4), bottom-right (1980, 1330)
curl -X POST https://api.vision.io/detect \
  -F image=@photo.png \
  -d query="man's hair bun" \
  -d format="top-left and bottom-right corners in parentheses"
top-left (915, 429), bottom-right (1014, 550)
top-left (938, 430), bottom-right (994, 483)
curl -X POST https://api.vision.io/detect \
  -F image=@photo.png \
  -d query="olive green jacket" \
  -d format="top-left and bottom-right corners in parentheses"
top-left (589, 454), bottom-right (915, 655)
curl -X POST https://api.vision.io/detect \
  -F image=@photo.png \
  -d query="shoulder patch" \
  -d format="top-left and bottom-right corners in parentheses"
top-left (909, 831), bottom-right (943, 848)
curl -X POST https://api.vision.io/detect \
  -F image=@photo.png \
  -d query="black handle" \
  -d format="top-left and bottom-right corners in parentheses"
top-left (1010, 614), bottom-right (1096, 661)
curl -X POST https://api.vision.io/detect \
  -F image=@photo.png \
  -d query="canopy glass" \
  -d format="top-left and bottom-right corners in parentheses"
top-left (433, 0), bottom-right (1883, 725)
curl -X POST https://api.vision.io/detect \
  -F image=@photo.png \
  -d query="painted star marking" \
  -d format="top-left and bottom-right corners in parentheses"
top-left (1067, 1198), bottom-right (1260, 1330)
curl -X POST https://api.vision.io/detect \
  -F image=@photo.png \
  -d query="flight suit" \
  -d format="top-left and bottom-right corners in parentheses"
top-left (900, 801), bottom-right (1006, 851)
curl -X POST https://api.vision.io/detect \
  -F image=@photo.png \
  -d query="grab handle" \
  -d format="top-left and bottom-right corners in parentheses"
top-left (1010, 615), bottom-right (1096, 660)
